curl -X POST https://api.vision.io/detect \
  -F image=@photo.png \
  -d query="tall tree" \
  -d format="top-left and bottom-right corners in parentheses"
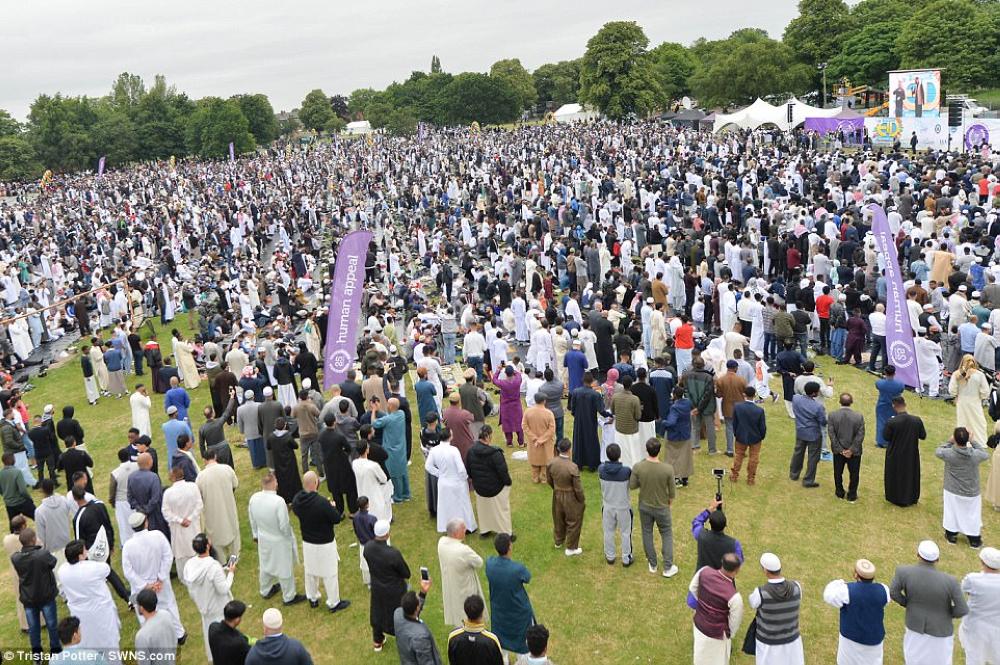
top-left (896, 0), bottom-right (1000, 89)
top-left (27, 94), bottom-right (98, 171)
top-left (329, 95), bottom-right (350, 120)
top-left (440, 73), bottom-right (520, 125)
top-left (134, 76), bottom-right (193, 160)
top-left (490, 58), bottom-right (537, 111)
top-left (0, 136), bottom-right (41, 181)
top-left (783, 0), bottom-right (854, 66)
top-left (232, 94), bottom-right (277, 144)
top-left (689, 34), bottom-right (812, 108)
top-left (0, 110), bottom-right (20, 137)
top-left (649, 42), bottom-right (696, 104)
top-left (826, 22), bottom-right (901, 85)
top-left (91, 100), bottom-right (138, 166)
top-left (109, 72), bottom-right (147, 114)
top-left (579, 21), bottom-right (662, 119)
top-left (431, 55), bottom-right (442, 74)
top-left (298, 89), bottom-right (335, 132)
top-left (185, 97), bottom-right (255, 158)
top-left (533, 60), bottom-right (582, 106)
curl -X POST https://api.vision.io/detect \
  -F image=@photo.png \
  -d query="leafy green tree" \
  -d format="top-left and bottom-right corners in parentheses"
top-left (185, 97), bottom-right (255, 158)
top-left (91, 101), bottom-right (138, 166)
top-left (783, 0), bottom-right (854, 66)
top-left (896, 0), bottom-right (1000, 88)
top-left (348, 88), bottom-right (381, 119)
top-left (579, 21), bottom-right (662, 119)
top-left (27, 94), bottom-right (98, 171)
top-left (431, 55), bottom-right (442, 74)
top-left (0, 109), bottom-right (22, 137)
top-left (278, 113), bottom-right (301, 136)
top-left (133, 77), bottom-right (193, 160)
top-left (0, 136), bottom-right (42, 181)
top-left (440, 73), bottom-right (520, 125)
top-left (232, 94), bottom-right (277, 144)
top-left (385, 107), bottom-right (418, 136)
top-left (650, 42), bottom-right (696, 104)
top-left (298, 89), bottom-right (335, 132)
top-left (533, 60), bottom-right (582, 106)
top-left (689, 35), bottom-right (812, 108)
top-left (826, 21), bottom-right (901, 85)
top-left (324, 116), bottom-right (347, 133)
top-left (490, 58), bottom-right (537, 111)
top-left (109, 72), bottom-right (147, 113)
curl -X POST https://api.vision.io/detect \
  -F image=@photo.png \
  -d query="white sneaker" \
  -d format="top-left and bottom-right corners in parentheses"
top-left (564, 548), bottom-right (583, 557)
top-left (648, 563), bottom-right (658, 574)
top-left (663, 564), bottom-right (679, 578)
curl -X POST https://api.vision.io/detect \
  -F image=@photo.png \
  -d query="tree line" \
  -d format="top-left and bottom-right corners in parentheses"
top-left (3, 0), bottom-right (999, 181)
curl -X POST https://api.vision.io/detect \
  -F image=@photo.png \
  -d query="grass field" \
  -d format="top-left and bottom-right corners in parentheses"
top-left (2, 319), bottom-right (996, 664)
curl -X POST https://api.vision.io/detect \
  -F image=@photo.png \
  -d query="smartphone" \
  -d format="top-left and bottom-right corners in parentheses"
top-left (420, 566), bottom-right (430, 582)
top-left (227, 554), bottom-right (239, 568)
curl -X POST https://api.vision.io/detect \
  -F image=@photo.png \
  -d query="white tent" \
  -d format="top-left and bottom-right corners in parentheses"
top-left (713, 97), bottom-right (840, 132)
top-left (553, 103), bottom-right (600, 123)
top-left (345, 120), bottom-right (373, 135)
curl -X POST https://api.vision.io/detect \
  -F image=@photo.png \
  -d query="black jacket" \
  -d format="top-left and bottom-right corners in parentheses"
top-left (11, 544), bottom-right (58, 607)
top-left (28, 425), bottom-right (58, 459)
top-left (465, 442), bottom-right (512, 498)
top-left (208, 621), bottom-right (251, 665)
top-left (57, 448), bottom-right (94, 492)
top-left (290, 489), bottom-right (342, 545)
top-left (340, 380), bottom-right (365, 416)
top-left (56, 415), bottom-right (85, 446)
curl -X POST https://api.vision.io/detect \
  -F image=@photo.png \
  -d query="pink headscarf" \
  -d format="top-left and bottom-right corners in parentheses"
top-left (602, 368), bottom-right (619, 400)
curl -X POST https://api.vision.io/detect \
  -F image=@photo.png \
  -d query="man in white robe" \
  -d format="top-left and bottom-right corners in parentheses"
top-left (511, 295), bottom-right (529, 345)
top-left (353, 441), bottom-right (393, 523)
top-left (58, 540), bottom-right (121, 653)
top-left (130, 385), bottom-right (152, 437)
top-left (437, 519), bottom-right (486, 628)
top-left (425, 429), bottom-right (477, 533)
top-left (162, 467), bottom-right (204, 577)
top-left (183, 534), bottom-right (235, 662)
top-left (959, 547), bottom-right (1000, 665)
top-left (196, 452), bottom-right (241, 563)
top-left (915, 329), bottom-right (942, 398)
top-left (247, 473), bottom-right (303, 604)
top-left (122, 513), bottom-right (186, 642)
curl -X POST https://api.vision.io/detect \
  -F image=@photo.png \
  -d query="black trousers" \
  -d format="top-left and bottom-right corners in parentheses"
top-left (832, 454), bottom-right (861, 499)
top-left (36, 453), bottom-right (59, 482)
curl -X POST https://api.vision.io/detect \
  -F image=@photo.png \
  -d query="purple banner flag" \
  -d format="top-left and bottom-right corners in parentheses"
top-left (97, 155), bottom-right (106, 176)
top-left (323, 230), bottom-right (373, 390)
top-left (869, 203), bottom-right (920, 387)
top-left (228, 142), bottom-right (235, 162)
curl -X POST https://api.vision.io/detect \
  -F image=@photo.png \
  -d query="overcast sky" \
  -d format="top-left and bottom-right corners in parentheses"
top-left (3, 0), bottom-right (805, 120)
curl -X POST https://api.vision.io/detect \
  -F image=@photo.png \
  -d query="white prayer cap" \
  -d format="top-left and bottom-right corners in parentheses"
top-left (917, 540), bottom-right (940, 562)
top-left (166, 405), bottom-right (178, 415)
top-left (917, 327), bottom-right (927, 334)
top-left (760, 553), bottom-right (781, 572)
top-left (263, 387), bottom-right (273, 397)
top-left (959, 285), bottom-right (968, 291)
top-left (128, 512), bottom-right (147, 528)
top-left (979, 546), bottom-right (1000, 570)
top-left (923, 304), bottom-right (934, 310)
top-left (302, 378), bottom-right (312, 389)
top-left (983, 323), bottom-right (993, 331)
top-left (244, 389), bottom-right (255, 400)
top-left (799, 279), bottom-right (810, 289)
top-left (374, 520), bottom-right (391, 538)
top-left (855, 559), bottom-right (876, 580)
top-left (646, 297), bottom-right (654, 303)
top-left (43, 404), bottom-right (53, 413)
top-left (262, 608), bottom-right (283, 630)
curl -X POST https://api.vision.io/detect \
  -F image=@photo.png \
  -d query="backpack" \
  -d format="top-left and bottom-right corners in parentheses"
top-left (988, 384), bottom-right (1000, 422)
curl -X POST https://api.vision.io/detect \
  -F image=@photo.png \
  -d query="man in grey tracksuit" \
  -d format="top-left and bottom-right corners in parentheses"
top-left (598, 443), bottom-right (633, 567)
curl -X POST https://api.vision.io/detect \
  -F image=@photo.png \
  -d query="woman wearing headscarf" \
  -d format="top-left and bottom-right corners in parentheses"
top-left (949, 354), bottom-right (990, 446)
top-left (600, 368), bottom-right (622, 460)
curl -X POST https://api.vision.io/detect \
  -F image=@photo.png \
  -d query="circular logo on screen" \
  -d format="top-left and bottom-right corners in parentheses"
top-left (889, 340), bottom-right (914, 368)
top-left (328, 349), bottom-right (352, 373)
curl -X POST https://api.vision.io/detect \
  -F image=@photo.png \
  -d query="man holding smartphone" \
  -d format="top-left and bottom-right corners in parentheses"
top-left (394, 572), bottom-right (440, 665)
top-left (184, 532), bottom-right (237, 662)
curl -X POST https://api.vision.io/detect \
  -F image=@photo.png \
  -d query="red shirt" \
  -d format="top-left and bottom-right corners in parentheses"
top-left (675, 323), bottom-right (694, 350)
top-left (816, 294), bottom-right (834, 319)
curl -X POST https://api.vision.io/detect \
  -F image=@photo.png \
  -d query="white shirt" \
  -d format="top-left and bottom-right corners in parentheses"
top-left (462, 330), bottom-right (486, 358)
top-left (869, 311), bottom-right (887, 337)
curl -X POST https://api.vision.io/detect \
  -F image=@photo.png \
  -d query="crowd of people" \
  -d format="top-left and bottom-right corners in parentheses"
top-left (2, 118), bottom-right (1000, 664)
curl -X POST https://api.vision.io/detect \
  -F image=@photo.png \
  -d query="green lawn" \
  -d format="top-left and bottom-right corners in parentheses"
top-left (2, 321), bottom-right (996, 664)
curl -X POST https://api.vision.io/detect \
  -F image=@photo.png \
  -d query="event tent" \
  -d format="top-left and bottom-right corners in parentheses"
top-left (712, 97), bottom-right (840, 132)
top-left (553, 103), bottom-right (600, 123)
top-left (670, 108), bottom-right (706, 129)
top-left (345, 120), bottom-right (373, 135)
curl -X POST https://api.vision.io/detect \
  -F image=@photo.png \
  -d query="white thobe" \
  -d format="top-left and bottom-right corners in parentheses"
top-left (130, 392), bottom-right (152, 437)
top-left (58, 560), bottom-right (121, 652)
top-left (183, 555), bottom-right (234, 662)
top-left (122, 529), bottom-right (185, 638)
top-left (959, 571), bottom-right (1000, 665)
top-left (748, 581), bottom-right (806, 665)
top-left (425, 443), bottom-right (477, 533)
top-left (512, 298), bottom-right (529, 341)
top-left (162, 480), bottom-right (204, 567)
top-left (903, 629), bottom-right (953, 665)
top-left (247, 490), bottom-right (299, 579)
top-left (823, 579), bottom-right (889, 665)
top-left (352, 458), bottom-right (393, 522)
top-left (915, 337), bottom-right (942, 396)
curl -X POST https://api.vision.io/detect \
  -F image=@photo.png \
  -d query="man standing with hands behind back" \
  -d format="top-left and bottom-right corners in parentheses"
top-left (827, 393), bottom-right (866, 503)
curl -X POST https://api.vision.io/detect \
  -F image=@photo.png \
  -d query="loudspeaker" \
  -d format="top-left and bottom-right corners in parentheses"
top-left (787, 104), bottom-right (794, 124)
top-left (948, 101), bottom-right (963, 128)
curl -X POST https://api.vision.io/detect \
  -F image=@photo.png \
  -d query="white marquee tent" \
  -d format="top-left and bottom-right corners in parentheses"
top-left (553, 103), bottom-right (601, 123)
top-left (345, 120), bottom-right (373, 135)
top-left (712, 97), bottom-right (840, 132)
